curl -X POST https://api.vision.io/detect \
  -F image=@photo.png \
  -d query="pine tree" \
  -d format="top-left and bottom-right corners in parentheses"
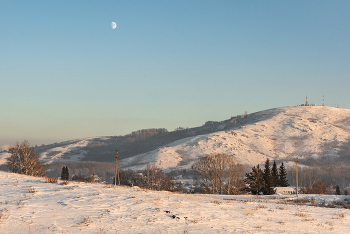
top-left (65, 166), bottom-right (69, 180)
top-left (61, 166), bottom-right (69, 180)
top-left (244, 164), bottom-right (265, 195)
top-left (335, 185), bottom-right (341, 195)
top-left (271, 161), bottom-right (279, 187)
top-left (61, 166), bottom-right (65, 180)
top-left (279, 162), bottom-right (289, 187)
top-left (263, 158), bottom-right (275, 195)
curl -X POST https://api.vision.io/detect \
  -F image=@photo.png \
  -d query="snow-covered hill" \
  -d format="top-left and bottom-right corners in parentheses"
top-left (0, 137), bottom-right (114, 166)
top-left (1, 171), bottom-right (350, 233)
top-left (0, 145), bottom-right (10, 165)
top-left (2, 106), bottom-right (350, 172)
top-left (121, 106), bottom-right (350, 171)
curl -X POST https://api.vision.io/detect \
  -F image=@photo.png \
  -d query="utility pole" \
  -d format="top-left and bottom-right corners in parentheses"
top-left (115, 150), bottom-right (120, 186)
top-left (296, 158), bottom-right (298, 197)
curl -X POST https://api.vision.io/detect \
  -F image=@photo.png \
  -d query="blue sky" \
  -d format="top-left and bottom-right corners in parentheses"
top-left (1, 0), bottom-right (350, 145)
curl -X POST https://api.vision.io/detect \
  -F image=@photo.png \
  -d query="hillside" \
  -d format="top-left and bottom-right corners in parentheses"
top-left (1, 106), bottom-right (350, 174)
top-left (121, 106), bottom-right (350, 171)
top-left (1, 171), bottom-right (350, 233)
top-left (0, 107), bottom-right (280, 166)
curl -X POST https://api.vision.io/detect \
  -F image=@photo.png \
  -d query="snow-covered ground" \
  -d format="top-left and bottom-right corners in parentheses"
top-left (121, 106), bottom-right (350, 171)
top-left (1, 171), bottom-right (350, 233)
top-left (0, 145), bottom-right (10, 165)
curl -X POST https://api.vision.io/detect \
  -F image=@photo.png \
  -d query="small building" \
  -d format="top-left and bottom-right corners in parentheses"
top-left (275, 187), bottom-right (296, 195)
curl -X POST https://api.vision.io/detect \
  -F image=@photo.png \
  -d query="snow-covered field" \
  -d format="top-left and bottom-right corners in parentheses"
top-left (1, 171), bottom-right (350, 233)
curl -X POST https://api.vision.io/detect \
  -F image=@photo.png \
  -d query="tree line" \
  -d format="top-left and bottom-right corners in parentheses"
top-left (244, 159), bottom-right (289, 195)
top-left (125, 128), bottom-right (168, 142)
top-left (7, 140), bottom-right (350, 195)
top-left (115, 165), bottom-right (182, 192)
top-left (5, 140), bottom-right (294, 195)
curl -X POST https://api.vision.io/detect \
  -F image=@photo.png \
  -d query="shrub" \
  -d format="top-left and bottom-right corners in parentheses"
top-left (60, 181), bottom-right (69, 185)
top-left (44, 176), bottom-right (58, 183)
top-left (71, 175), bottom-right (87, 182)
top-left (28, 186), bottom-right (36, 193)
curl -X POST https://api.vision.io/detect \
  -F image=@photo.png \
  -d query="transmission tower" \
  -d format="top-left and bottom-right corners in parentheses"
top-left (322, 94), bottom-right (324, 106)
top-left (305, 95), bottom-right (309, 106)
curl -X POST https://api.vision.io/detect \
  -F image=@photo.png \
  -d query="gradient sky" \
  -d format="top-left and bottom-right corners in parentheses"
top-left (1, 1), bottom-right (350, 145)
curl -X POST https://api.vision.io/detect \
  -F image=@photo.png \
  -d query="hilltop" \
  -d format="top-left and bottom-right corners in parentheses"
top-left (122, 106), bottom-right (350, 171)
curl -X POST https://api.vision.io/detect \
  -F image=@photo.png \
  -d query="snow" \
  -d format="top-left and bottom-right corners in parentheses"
top-left (120, 106), bottom-right (350, 171)
top-left (0, 145), bottom-right (10, 165)
top-left (38, 137), bottom-right (112, 164)
top-left (0, 138), bottom-right (115, 166)
top-left (1, 171), bottom-right (350, 233)
top-left (0, 145), bottom-right (10, 151)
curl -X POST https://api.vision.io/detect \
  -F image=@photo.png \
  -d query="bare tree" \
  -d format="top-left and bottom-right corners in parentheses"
top-left (142, 164), bottom-right (163, 190)
top-left (140, 164), bottom-right (181, 192)
top-left (192, 153), bottom-right (244, 194)
top-left (118, 169), bottom-right (140, 186)
top-left (6, 140), bottom-right (45, 177)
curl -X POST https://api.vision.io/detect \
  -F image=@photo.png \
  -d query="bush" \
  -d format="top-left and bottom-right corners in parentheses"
top-left (44, 177), bottom-right (58, 183)
top-left (300, 179), bottom-right (334, 194)
top-left (71, 175), bottom-right (87, 182)
top-left (139, 164), bottom-right (182, 192)
top-left (60, 181), bottom-right (69, 185)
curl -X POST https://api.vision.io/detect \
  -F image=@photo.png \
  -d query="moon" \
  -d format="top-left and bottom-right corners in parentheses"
top-left (111, 22), bottom-right (117, 29)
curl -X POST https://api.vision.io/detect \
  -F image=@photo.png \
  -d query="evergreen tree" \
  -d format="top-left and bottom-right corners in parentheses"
top-left (263, 158), bottom-right (275, 195)
top-left (271, 161), bottom-right (279, 187)
top-left (279, 162), bottom-right (289, 187)
top-left (65, 166), bottom-right (69, 180)
top-left (244, 164), bottom-right (265, 195)
top-left (335, 185), bottom-right (341, 195)
top-left (61, 166), bottom-right (69, 180)
top-left (61, 166), bottom-right (65, 180)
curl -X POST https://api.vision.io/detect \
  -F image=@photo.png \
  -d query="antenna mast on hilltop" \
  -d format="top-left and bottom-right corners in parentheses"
top-left (322, 94), bottom-right (324, 106)
top-left (305, 95), bottom-right (309, 106)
